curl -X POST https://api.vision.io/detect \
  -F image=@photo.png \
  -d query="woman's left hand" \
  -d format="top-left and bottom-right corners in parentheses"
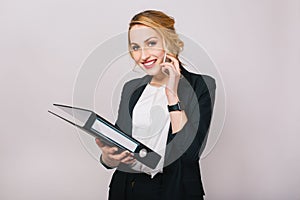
top-left (160, 54), bottom-right (181, 104)
top-left (160, 54), bottom-right (187, 133)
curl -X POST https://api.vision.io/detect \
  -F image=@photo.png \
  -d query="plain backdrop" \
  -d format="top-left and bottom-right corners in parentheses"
top-left (0, 0), bottom-right (299, 200)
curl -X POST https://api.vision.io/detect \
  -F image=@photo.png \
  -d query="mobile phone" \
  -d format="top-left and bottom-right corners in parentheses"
top-left (162, 52), bottom-right (170, 75)
top-left (163, 52), bottom-right (172, 63)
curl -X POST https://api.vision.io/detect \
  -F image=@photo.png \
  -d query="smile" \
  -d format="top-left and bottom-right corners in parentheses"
top-left (142, 59), bottom-right (157, 69)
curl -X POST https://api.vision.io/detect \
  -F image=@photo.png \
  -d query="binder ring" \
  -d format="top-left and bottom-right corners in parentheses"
top-left (139, 148), bottom-right (148, 158)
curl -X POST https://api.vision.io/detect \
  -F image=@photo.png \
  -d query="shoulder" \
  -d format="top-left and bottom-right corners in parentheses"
top-left (180, 66), bottom-right (216, 92)
top-left (122, 75), bottom-right (151, 92)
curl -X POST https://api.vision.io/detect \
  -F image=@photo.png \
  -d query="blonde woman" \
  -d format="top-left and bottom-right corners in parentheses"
top-left (96, 10), bottom-right (215, 200)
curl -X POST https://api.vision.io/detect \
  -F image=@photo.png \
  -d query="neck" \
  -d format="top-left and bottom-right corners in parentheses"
top-left (150, 72), bottom-right (168, 87)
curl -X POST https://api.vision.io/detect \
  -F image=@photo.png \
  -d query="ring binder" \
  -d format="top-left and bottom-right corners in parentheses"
top-left (48, 104), bottom-right (161, 169)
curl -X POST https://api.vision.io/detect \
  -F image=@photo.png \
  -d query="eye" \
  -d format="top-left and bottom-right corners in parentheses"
top-left (131, 45), bottom-right (140, 51)
top-left (148, 40), bottom-right (157, 47)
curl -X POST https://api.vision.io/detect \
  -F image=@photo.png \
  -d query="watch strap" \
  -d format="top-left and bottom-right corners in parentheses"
top-left (168, 102), bottom-right (183, 112)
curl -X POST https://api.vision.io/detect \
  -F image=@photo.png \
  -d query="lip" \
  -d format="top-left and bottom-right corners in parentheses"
top-left (141, 59), bottom-right (157, 69)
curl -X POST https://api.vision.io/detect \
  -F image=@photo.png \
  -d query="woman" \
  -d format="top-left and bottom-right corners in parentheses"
top-left (95, 10), bottom-right (216, 200)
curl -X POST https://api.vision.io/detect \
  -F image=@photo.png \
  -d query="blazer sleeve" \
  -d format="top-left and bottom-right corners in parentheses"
top-left (166, 75), bottom-right (216, 163)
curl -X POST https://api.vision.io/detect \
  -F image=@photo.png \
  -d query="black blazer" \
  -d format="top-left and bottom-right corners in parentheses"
top-left (103, 66), bottom-right (216, 200)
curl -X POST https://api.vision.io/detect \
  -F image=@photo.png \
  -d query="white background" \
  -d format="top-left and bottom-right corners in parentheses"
top-left (0, 0), bottom-right (299, 199)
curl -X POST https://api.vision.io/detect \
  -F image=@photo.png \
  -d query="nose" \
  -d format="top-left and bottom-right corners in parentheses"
top-left (141, 47), bottom-right (150, 61)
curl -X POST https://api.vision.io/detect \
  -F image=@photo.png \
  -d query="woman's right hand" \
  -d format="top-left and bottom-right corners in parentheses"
top-left (95, 138), bottom-right (135, 168)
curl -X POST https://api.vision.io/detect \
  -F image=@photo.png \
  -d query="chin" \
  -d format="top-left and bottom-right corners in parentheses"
top-left (140, 64), bottom-right (162, 76)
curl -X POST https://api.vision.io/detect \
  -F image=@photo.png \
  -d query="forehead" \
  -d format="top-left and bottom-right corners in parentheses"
top-left (129, 25), bottom-right (162, 43)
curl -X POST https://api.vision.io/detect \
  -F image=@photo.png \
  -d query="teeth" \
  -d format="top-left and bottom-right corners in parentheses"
top-left (144, 60), bottom-right (155, 66)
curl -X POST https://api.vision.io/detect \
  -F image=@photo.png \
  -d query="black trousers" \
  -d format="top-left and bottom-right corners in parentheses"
top-left (108, 171), bottom-right (204, 200)
top-left (124, 172), bottom-right (163, 200)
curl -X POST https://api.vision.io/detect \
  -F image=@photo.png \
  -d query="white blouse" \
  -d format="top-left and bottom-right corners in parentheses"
top-left (131, 83), bottom-right (170, 178)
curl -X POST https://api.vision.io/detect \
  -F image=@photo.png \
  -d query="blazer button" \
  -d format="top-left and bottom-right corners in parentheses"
top-left (131, 180), bottom-right (135, 188)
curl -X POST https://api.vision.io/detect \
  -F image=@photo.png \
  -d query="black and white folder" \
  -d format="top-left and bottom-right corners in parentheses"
top-left (48, 104), bottom-right (161, 169)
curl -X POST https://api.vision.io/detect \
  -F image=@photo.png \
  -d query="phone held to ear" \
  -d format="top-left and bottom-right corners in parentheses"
top-left (162, 52), bottom-right (172, 75)
top-left (163, 52), bottom-right (172, 63)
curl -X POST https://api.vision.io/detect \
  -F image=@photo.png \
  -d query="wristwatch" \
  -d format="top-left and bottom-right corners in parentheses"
top-left (168, 101), bottom-right (184, 112)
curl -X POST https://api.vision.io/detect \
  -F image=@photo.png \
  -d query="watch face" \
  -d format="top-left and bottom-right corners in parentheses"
top-left (178, 103), bottom-right (182, 110)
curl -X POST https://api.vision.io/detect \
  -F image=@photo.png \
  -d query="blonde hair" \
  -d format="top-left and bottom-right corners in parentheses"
top-left (128, 10), bottom-right (184, 59)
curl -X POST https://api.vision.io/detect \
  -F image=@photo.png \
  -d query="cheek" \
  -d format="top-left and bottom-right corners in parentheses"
top-left (131, 52), bottom-right (141, 62)
top-left (153, 43), bottom-right (165, 58)
top-left (159, 50), bottom-right (165, 57)
top-left (155, 49), bottom-right (165, 59)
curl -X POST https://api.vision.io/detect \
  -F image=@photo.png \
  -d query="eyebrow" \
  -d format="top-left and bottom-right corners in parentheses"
top-left (130, 36), bottom-right (158, 45)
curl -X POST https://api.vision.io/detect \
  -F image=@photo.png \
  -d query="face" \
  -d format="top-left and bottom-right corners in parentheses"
top-left (129, 25), bottom-right (166, 76)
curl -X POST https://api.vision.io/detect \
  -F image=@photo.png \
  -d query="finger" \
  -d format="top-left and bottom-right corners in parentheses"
top-left (161, 62), bottom-right (177, 70)
top-left (109, 151), bottom-right (128, 161)
top-left (120, 155), bottom-right (135, 164)
top-left (104, 146), bottom-right (119, 154)
top-left (109, 150), bottom-right (131, 161)
top-left (122, 158), bottom-right (136, 165)
top-left (95, 139), bottom-right (119, 154)
top-left (95, 138), bottom-right (105, 148)
top-left (161, 64), bottom-right (179, 76)
top-left (165, 53), bottom-right (177, 63)
top-left (165, 54), bottom-right (180, 74)
top-left (161, 65), bottom-right (170, 76)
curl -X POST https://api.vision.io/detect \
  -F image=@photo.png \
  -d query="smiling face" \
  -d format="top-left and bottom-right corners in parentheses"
top-left (129, 25), bottom-right (166, 76)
